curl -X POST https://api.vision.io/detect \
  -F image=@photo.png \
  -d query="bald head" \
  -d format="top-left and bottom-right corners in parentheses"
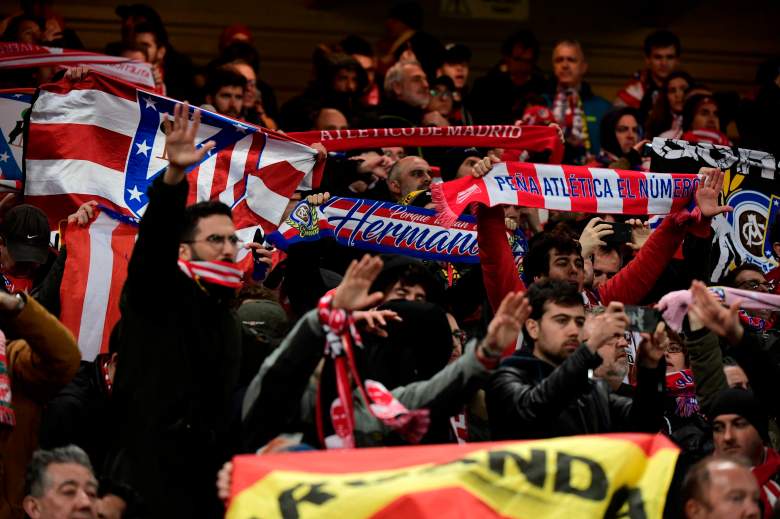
top-left (387, 156), bottom-right (432, 202)
top-left (683, 457), bottom-right (760, 519)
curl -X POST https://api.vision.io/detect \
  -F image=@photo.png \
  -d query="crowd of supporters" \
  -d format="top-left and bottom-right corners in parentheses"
top-left (1, 1), bottom-right (780, 518)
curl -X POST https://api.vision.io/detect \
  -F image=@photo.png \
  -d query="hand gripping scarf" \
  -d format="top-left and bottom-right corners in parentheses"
top-left (432, 162), bottom-right (701, 227)
top-left (316, 292), bottom-right (430, 449)
top-left (658, 286), bottom-right (780, 333)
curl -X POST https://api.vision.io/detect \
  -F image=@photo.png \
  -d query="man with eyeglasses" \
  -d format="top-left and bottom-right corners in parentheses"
top-left (103, 103), bottom-right (277, 518)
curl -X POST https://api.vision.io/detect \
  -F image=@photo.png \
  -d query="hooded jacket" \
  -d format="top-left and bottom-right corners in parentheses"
top-left (486, 346), bottom-right (665, 440)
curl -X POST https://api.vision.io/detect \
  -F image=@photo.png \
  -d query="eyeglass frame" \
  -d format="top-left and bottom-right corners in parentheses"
top-left (183, 233), bottom-right (244, 249)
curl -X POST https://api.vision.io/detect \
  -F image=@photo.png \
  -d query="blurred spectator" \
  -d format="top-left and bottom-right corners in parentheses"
top-left (380, 59), bottom-right (437, 127)
top-left (470, 30), bottom-right (546, 125)
top-left (616, 30), bottom-right (682, 121)
top-left (218, 23), bottom-right (252, 52)
top-left (1, 14), bottom-right (42, 43)
top-left (376, 1), bottom-right (444, 80)
top-left (593, 107), bottom-right (644, 169)
top-left (313, 107), bottom-right (348, 131)
top-left (427, 75), bottom-right (455, 121)
top-left (204, 67), bottom-right (246, 119)
top-left (438, 43), bottom-right (473, 124)
top-left (341, 34), bottom-right (380, 108)
top-left (739, 57), bottom-right (780, 157)
top-left (279, 49), bottom-right (367, 131)
top-left (546, 39), bottom-right (611, 164)
top-left (681, 94), bottom-right (731, 146)
top-left (682, 456), bottom-right (761, 519)
top-left (217, 41), bottom-right (279, 125)
top-left (645, 70), bottom-right (693, 139)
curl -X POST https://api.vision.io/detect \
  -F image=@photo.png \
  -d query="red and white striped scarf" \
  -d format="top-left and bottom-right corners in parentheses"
top-left (0, 330), bottom-right (14, 427)
top-left (177, 259), bottom-right (244, 289)
top-left (432, 162), bottom-right (700, 227)
top-left (754, 448), bottom-right (780, 518)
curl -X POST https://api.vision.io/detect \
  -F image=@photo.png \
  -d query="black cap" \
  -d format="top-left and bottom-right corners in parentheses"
top-left (440, 147), bottom-right (481, 182)
top-left (430, 74), bottom-right (455, 92)
top-left (443, 43), bottom-right (472, 64)
top-left (0, 205), bottom-right (50, 264)
top-left (708, 388), bottom-right (769, 443)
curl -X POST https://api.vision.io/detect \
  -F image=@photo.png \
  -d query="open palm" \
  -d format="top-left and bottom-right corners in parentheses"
top-left (164, 102), bottom-right (215, 170)
top-left (695, 167), bottom-right (732, 218)
top-left (332, 255), bottom-right (385, 311)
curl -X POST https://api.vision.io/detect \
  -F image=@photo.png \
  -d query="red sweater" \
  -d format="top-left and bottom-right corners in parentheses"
top-left (476, 205), bottom-right (710, 311)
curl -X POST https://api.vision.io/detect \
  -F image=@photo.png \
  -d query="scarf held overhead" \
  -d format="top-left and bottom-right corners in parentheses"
top-left (289, 125), bottom-right (563, 162)
top-left (267, 197), bottom-right (528, 264)
top-left (432, 162), bottom-right (700, 227)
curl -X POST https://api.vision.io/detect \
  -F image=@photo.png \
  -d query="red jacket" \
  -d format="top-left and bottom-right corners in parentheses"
top-left (754, 447), bottom-right (780, 518)
top-left (476, 205), bottom-right (710, 312)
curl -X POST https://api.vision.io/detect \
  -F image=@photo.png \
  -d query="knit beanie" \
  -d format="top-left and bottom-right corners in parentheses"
top-left (708, 388), bottom-right (769, 443)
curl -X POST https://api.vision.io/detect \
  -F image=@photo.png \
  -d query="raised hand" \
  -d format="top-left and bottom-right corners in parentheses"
top-left (471, 155), bottom-right (500, 178)
top-left (695, 167), bottom-right (732, 218)
top-left (688, 279), bottom-right (743, 344)
top-left (67, 200), bottom-right (99, 226)
top-left (162, 103), bottom-right (216, 184)
top-left (587, 301), bottom-right (629, 356)
top-left (331, 254), bottom-right (385, 311)
top-left (579, 217), bottom-right (614, 258)
top-left (306, 192), bottom-right (331, 206)
top-left (353, 309), bottom-right (402, 337)
top-left (626, 218), bottom-right (651, 251)
top-left (481, 292), bottom-right (531, 357)
top-left (637, 321), bottom-right (668, 368)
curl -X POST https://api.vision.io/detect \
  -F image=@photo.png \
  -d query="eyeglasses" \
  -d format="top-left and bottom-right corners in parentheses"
top-left (666, 343), bottom-right (684, 354)
top-left (737, 279), bottom-right (775, 291)
top-left (430, 89), bottom-right (452, 99)
top-left (184, 234), bottom-right (243, 248)
top-left (452, 330), bottom-right (469, 344)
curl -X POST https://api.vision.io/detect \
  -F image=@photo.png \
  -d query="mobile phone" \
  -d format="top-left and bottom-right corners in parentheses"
top-left (623, 305), bottom-right (662, 333)
top-left (252, 228), bottom-right (269, 281)
top-left (602, 222), bottom-right (632, 245)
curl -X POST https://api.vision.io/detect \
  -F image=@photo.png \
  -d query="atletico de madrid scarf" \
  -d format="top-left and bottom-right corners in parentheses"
top-left (177, 259), bottom-right (244, 289)
top-left (289, 125), bottom-right (563, 162)
top-left (432, 162), bottom-right (700, 227)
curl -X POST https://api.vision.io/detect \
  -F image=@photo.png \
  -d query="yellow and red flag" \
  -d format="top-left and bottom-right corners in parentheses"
top-left (227, 433), bottom-right (679, 519)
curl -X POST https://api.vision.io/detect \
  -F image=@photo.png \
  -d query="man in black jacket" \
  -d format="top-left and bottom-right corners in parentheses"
top-left (487, 279), bottom-right (666, 440)
top-left (104, 104), bottom-right (244, 518)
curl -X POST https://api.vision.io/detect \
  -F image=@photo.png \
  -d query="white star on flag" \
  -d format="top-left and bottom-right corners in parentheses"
top-left (135, 140), bottom-right (150, 156)
top-left (143, 97), bottom-right (157, 110)
top-left (127, 185), bottom-right (143, 201)
top-left (234, 123), bottom-right (247, 133)
top-left (0, 152), bottom-right (8, 162)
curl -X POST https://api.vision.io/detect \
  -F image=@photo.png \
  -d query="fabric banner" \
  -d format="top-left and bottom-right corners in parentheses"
top-left (650, 138), bottom-right (780, 281)
top-left (432, 162), bottom-right (699, 227)
top-left (0, 42), bottom-right (155, 88)
top-left (0, 88), bottom-right (33, 192)
top-left (24, 70), bottom-right (320, 258)
top-left (289, 125), bottom-right (563, 161)
top-left (227, 433), bottom-right (679, 519)
top-left (59, 210), bottom-right (137, 360)
top-left (267, 196), bottom-right (527, 264)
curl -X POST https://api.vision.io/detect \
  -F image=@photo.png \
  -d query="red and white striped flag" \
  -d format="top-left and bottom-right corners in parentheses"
top-left (25, 70), bottom-right (320, 245)
top-left (28, 71), bottom-right (321, 358)
top-left (0, 42), bottom-right (156, 88)
top-left (58, 210), bottom-right (137, 360)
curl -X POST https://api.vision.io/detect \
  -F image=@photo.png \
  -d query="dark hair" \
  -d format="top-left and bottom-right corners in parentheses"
top-left (218, 41), bottom-right (261, 74)
top-left (205, 67), bottom-right (247, 99)
top-left (180, 201), bottom-right (233, 243)
top-left (371, 261), bottom-right (441, 303)
top-left (25, 445), bottom-right (94, 497)
top-left (719, 263), bottom-right (764, 288)
top-left (682, 93), bottom-right (718, 132)
top-left (1, 14), bottom-right (43, 42)
top-left (501, 30), bottom-right (539, 60)
top-left (526, 279), bottom-right (583, 321)
top-left (340, 34), bottom-right (373, 57)
top-left (524, 230), bottom-right (581, 283)
top-left (133, 21), bottom-right (168, 48)
top-left (643, 30), bottom-right (681, 57)
top-left (645, 70), bottom-right (694, 137)
top-left (682, 456), bottom-right (751, 511)
top-left (600, 107), bottom-right (642, 157)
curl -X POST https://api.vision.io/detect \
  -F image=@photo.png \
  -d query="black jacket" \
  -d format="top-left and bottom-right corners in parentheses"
top-left (486, 346), bottom-right (665, 440)
top-left (104, 177), bottom-right (242, 519)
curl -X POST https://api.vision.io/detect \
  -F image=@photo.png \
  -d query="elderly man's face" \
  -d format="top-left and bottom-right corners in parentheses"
top-left (23, 463), bottom-right (98, 519)
top-left (394, 64), bottom-right (430, 108)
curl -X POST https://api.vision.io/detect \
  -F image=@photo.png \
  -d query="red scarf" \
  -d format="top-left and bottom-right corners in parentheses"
top-left (316, 292), bottom-right (430, 448)
top-left (290, 125), bottom-right (562, 162)
top-left (754, 448), bottom-right (780, 518)
top-left (177, 259), bottom-right (243, 289)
